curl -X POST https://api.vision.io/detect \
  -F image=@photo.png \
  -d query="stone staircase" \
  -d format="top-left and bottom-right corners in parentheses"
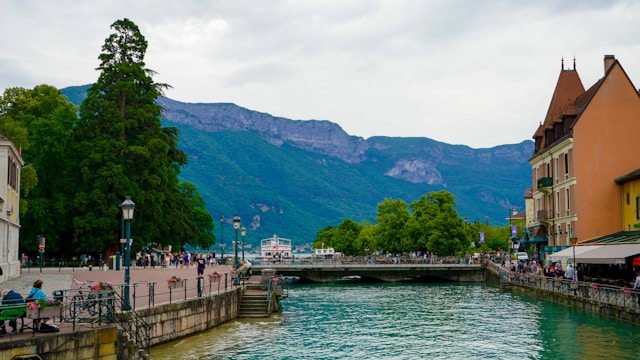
top-left (238, 292), bottom-right (269, 318)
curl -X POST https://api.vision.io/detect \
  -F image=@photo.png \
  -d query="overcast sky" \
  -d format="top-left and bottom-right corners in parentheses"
top-left (2, 1), bottom-right (640, 148)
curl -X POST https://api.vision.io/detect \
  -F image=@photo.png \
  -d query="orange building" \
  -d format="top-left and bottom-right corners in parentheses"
top-left (527, 55), bottom-right (640, 263)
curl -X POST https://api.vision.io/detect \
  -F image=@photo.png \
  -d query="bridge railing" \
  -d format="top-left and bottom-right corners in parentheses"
top-left (253, 255), bottom-right (474, 266)
top-left (485, 260), bottom-right (640, 311)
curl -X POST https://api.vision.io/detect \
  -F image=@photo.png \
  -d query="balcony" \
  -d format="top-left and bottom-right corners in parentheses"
top-left (537, 177), bottom-right (552, 194)
top-left (537, 209), bottom-right (553, 223)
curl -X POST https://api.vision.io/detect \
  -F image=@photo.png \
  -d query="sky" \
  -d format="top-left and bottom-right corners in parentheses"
top-left (2, 1), bottom-right (640, 149)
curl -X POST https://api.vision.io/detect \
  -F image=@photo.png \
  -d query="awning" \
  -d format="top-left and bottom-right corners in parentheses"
top-left (548, 245), bottom-right (600, 263)
top-left (549, 244), bottom-right (640, 265)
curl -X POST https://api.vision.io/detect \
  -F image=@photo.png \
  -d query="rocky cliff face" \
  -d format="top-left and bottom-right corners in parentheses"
top-left (158, 97), bottom-right (534, 186)
top-left (158, 98), bottom-right (369, 164)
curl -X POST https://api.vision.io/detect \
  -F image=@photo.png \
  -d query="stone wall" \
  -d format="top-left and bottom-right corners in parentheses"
top-left (132, 287), bottom-right (241, 347)
top-left (485, 270), bottom-right (640, 325)
top-left (0, 327), bottom-right (117, 360)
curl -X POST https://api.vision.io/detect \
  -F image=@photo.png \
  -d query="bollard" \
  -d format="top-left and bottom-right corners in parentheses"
top-left (197, 276), bottom-right (204, 297)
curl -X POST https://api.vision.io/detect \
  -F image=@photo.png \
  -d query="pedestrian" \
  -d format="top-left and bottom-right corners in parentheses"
top-left (197, 254), bottom-right (206, 276)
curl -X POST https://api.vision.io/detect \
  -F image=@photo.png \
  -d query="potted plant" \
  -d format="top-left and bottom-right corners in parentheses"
top-left (208, 272), bottom-right (223, 281)
top-left (168, 275), bottom-right (183, 289)
top-left (91, 282), bottom-right (114, 292)
top-left (26, 298), bottom-right (63, 319)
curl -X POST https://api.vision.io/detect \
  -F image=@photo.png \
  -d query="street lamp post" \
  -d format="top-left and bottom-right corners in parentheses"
top-left (570, 233), bottom-right (578, 272)
top-left (120, 196), bottom-right (135, 311)
top-left (219, 215), bottom-right (224, 264)
top-left (241, 226), bottom-right (246, 261)
top-left (233, 214), bottom-right (241, 269)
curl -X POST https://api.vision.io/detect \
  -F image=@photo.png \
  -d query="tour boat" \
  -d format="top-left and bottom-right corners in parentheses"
top-left (260, 235), bottom-right (292, 257)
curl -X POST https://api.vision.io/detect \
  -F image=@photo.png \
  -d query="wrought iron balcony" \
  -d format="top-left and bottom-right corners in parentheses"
top-left (537, 209), bottom-right (553, 222)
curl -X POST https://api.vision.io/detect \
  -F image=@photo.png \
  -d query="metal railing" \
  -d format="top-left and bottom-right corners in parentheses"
top-left (51, 274), bottom-right (244, 355)
top-left (485, 261), bottom-right (640, 311)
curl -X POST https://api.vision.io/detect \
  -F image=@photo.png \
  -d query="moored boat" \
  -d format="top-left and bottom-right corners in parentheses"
top-left (260, 234), bottom-right (292, 258)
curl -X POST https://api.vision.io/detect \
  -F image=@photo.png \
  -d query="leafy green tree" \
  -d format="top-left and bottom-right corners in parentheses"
top-left (0, 85), bottom-right (78, 254)
top-left (315, 226), bottom-right (337, 249)
top-left (333, 218), bottom-right (361, 255)
top-left (375, 198), bottom-right (410, 254)
top-left (70, 18), bottom-right (212, 254)
top-left (409, 190), bottom-right (468, 256)
top-left (354, 221), bottom-right (376, 256)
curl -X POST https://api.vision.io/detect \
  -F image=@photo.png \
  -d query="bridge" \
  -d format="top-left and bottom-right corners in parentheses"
top-left (252, 263), bottom-right (485, 283)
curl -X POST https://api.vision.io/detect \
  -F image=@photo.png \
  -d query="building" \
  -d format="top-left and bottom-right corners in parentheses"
top-left (527, 55), bottom-right (640, 264)
top-left (0, 135), bottom-right (24, 281)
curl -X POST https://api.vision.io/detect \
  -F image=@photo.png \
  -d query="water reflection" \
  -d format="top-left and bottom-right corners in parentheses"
top-left (151, 283), bottom-right (640, 360)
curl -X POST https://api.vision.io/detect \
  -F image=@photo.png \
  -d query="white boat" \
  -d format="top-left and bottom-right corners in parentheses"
top-left (313, 246), bottom-right (335, 258)
top-left (260, 235), bottom-right (292, 257)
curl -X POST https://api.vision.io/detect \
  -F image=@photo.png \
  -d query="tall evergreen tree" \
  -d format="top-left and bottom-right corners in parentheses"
top-left (71, 18), bottom-right (213, 254)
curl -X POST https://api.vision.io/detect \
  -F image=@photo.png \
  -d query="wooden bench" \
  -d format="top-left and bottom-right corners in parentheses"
top-left (0, 303), bottom-right (28, 334)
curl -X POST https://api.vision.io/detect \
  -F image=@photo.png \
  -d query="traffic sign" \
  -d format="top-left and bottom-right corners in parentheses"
top-left (38, 243), bottom-right (45, 249)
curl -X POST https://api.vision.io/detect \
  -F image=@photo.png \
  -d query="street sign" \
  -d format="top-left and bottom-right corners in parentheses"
top-left (38, 243), bottom-right (45, 249)
top-left (39, 248), bottom-right (44, 253)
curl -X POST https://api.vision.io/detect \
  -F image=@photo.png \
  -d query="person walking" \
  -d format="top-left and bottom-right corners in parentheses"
top-left (197, 254), bottom-right (206, 276)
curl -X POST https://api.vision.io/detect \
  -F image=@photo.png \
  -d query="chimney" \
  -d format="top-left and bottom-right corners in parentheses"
top-left (604, 55), bottom-right (615, 73)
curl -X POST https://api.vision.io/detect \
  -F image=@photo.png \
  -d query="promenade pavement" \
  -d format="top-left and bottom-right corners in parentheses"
top-left (0, 263), bottom-right (235, 342)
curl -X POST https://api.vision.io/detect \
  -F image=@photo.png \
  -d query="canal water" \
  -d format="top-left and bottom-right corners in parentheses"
top-left (151, 282), bottom-right (640, 359)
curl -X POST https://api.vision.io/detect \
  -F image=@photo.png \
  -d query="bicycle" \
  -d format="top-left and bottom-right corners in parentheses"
top-left (66, 279), bottom-right (114, 321)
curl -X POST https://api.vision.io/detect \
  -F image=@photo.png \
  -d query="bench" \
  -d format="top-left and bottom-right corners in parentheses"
top-left (0, 303), bottom-right (27, 334)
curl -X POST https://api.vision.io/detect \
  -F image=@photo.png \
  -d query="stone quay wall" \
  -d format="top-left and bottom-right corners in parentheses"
top-left (0, 327), bottom-right (118, 360)
top-left (133, 287), bottom-right (241, 347)
top-left (485, 269), bottom-right (640, 325)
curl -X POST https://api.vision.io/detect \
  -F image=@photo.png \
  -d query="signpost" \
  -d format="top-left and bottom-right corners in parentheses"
top-left (37, 234), bottom-right (45, 273)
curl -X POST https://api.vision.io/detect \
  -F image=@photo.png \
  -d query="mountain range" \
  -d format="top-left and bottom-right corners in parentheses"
top-left (61, 85), bottom-right (533, 248)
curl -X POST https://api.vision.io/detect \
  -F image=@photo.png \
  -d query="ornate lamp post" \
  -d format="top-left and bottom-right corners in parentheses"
top-left (570, 233), bottom-right (578, 271)
top-left (233, 214), bottom-right (241, 269)
top-left (241, 226), bottom-right (246, 261)
top-left (121, 196), bottom-right (135, 311)
top-left (219, 215), bottom-right (224, 263)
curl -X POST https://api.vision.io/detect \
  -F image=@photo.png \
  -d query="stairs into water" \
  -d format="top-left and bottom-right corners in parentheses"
top-left (238, 292), bottom-right (270, 318)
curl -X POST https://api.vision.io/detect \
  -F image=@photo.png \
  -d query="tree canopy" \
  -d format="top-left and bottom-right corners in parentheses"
top-left (0, 18), bottom-right (215, 258)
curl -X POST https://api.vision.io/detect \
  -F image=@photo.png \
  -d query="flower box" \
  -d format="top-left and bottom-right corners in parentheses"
top-left (570, 282), bottom-right (579, 290)
top-left (168, 280), bottom-right (183, 289)
top-left (27, 305), bottom-right (62, 319)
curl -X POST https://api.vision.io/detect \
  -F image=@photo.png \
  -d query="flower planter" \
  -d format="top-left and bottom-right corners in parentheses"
top-left (27, 306), bottom-right (62, 319)
top-left (168, 280), bottom-right (183, 289)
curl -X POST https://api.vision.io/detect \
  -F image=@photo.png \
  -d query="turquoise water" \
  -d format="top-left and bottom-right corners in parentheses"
top-left (151, 283), bottom-right (640, 360)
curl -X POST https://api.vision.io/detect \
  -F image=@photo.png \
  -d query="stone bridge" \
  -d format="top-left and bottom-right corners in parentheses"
top-left (252, 263), bottom-right (484, 283)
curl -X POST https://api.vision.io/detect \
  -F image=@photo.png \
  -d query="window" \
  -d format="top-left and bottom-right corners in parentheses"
top-left (627, 193), bottom-right (631, 205)
top-left (564, 153), bottom-right (569, 175)
top-left (556, 191), bottom-right (560, 214)
top-left (565, 188), bottom-right (570, 212)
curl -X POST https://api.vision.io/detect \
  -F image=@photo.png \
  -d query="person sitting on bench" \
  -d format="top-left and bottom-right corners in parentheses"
top-left (238, 259), bottom-right (252, 277)
top-left (1, 289), bottom-right (25, 334)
